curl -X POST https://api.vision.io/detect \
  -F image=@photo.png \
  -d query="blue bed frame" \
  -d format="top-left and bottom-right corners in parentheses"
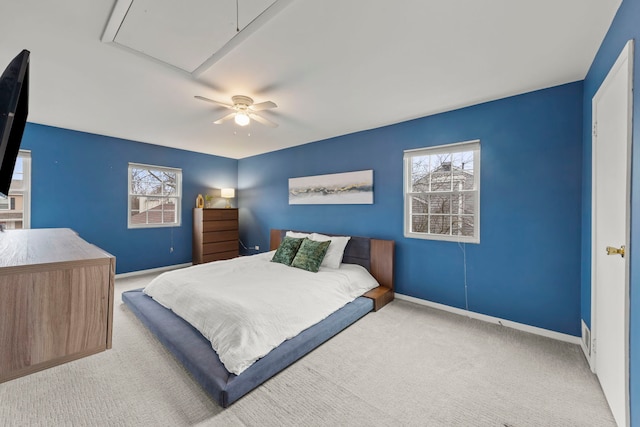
top-left (121, 230), bottom-right (394, 407)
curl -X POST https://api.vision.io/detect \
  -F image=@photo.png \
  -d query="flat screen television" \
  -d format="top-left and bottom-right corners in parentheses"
top-left (0, 49), bottom-right (29, 199)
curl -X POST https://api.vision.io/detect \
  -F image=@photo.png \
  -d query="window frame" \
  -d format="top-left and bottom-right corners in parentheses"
top-left (403, 140), bottom-right (480, 243)
top-left (0, 150), bottom-right (31, 229)
top-left (127, 162), bottom-right (182, 229)
top-left (1, 196), bottom-right (16, 211)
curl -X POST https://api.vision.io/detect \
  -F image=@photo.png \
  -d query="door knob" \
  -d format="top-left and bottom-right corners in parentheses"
top-left (606, 245), bottom-right (625, 258)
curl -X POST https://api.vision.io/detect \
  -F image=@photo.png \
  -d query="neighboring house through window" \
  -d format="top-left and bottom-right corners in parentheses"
top-left (404, 140), bottom-right (480, 243)
top-left (0, 150), bottom-right (31, 230)
top-left (128, 162), bottom-right (182, 228)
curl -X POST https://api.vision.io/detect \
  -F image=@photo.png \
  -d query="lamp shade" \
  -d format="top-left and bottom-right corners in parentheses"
top-left (221, 188), bottom-right (235, 198)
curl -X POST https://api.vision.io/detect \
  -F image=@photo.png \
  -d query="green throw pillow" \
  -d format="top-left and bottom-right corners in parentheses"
top-left (291, 238), bottom-right (331, 273)
top-left (271, 236), bottom-right (304, 266)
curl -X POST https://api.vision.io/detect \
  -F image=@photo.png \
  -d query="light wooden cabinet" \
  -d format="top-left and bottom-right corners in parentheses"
top-left (192, 208), bottom-right (239, 264)
top-left (0, 228), bottom-right (115, 383)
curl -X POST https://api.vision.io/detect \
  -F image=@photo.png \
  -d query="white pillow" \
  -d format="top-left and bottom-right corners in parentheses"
top-left (286, 231), bottom-right (311, 239)
top-left (310, 233), bottom-right (351, 269)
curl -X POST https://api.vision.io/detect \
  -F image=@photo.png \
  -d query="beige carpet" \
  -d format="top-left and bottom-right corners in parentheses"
top-left (0, 273), bottom-right (616, 426)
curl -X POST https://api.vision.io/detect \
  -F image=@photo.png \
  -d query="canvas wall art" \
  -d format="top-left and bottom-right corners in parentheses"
top-left (289, 170), bottom-right (373, 205)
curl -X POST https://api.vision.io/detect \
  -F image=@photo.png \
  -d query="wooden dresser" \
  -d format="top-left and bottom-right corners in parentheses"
top-left (0, 228), bottom-right (115, 383)
top-left (192, 208), bottom-right (239, 264)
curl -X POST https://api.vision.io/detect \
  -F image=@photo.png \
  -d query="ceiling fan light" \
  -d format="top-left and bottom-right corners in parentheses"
top-left (235, 112), bottom-right (250, 126)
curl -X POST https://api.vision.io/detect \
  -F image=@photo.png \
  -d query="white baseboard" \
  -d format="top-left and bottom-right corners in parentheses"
top-left (115, 263), bottom-right (192, 279)
top-left (395, 293), bottom-right (581, 345)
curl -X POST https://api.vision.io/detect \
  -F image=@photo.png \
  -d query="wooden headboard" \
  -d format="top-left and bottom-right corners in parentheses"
top-left (270, 229), bottom-right (395, 310)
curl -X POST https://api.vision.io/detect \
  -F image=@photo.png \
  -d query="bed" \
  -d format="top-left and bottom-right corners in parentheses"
top-left (122, 229), bottom-right (394, 407)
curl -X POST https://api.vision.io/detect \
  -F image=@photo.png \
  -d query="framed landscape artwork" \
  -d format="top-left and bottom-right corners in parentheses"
top-left (289, 170), bottom-right (374, 205)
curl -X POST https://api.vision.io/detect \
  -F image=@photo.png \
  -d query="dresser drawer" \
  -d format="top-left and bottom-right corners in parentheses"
top-left (203, 220), bottom-right (238, 232)
top-left (202, 251), bottom-right (238, 263)
top-left (203, 209), bottom-right (238, 221)
top-left (202, 230), bottom-right (238, 243)
top-left (203, 241), bottom-right (238, 255)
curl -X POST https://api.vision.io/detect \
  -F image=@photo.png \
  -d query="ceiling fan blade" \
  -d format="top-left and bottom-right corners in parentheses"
top-left (194, 95), bottom-right (234, 109)
top-left (249, 101), bottom-right (277, 111)
top-left (249, 112), bottom-right (278, 128)
top-left (213, 112), bottom-right (236, 124)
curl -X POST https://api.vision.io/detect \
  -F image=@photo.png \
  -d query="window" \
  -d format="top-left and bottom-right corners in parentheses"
top-left (404, 140), bottom-right (480, 243)
top-left (128, 163), bottom-right (182, 228)
top-left (0, 150), bottom-right (31, 230)
top-left (0, 196), bottom-right (17, 211)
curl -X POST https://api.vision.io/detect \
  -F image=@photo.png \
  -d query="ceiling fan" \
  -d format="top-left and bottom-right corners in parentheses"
top-left (195, 95), bottom-right (278, 128)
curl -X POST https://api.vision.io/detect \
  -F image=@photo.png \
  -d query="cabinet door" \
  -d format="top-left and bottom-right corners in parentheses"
top-left (0, 274), bottom-right (30, 373)
top-left (0, 264), bottom-right (109, 378)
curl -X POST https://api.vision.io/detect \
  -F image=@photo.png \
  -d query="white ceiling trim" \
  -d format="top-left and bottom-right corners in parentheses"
top-left (101, 0), bottom-right (133, 43)
top-left (192, 0), bottom-right (294, 77)
top-left (100, 0), bottom-right (195, 76)
top-left (101, 0), bottom-right (293, 77)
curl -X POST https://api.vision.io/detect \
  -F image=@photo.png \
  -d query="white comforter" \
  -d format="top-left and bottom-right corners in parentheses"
top-left (143, 251), bottom-right (379, 375)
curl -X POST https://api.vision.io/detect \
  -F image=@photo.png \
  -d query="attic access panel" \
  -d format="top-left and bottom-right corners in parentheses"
top-left (104, 0), bottom-right (278, 73)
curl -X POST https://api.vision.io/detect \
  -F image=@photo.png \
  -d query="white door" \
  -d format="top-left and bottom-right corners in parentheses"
top-left (591, 40), bottom-right (633, 427)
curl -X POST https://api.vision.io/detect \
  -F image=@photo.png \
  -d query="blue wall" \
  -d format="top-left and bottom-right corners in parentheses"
top-left (21, 123), bottom-right (237, 274)
top-left (239, 82), bottom-right (584, 336)
top-left (581, 0), bottom-right (640, 423)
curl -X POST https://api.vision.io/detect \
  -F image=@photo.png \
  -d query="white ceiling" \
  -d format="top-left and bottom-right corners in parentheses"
top-left (0, 0), bottom-right (621, 159)
top-left (108, 0), bottom-right (280, 73)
